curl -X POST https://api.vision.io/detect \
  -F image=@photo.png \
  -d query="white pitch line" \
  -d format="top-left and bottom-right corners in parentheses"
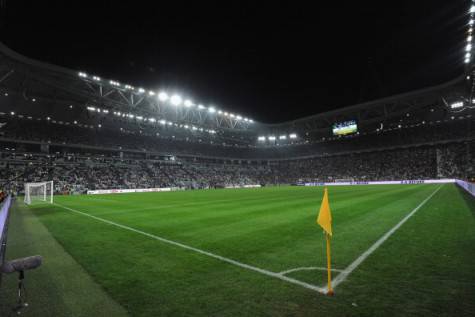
top-left (279, 266), bottom-right (345, 275)
top-left (53, 203), bottom-right (326, 294)
top-left (331, 185), bottom-right (443, 289)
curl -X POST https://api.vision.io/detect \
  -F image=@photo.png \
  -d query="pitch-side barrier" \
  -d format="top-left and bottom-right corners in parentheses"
top-left (87, 187), bottom-right (181, 195)
top-left (456, 179), bottom-right (475, 197)
top-left (300, 179), bottom-right (456, 186)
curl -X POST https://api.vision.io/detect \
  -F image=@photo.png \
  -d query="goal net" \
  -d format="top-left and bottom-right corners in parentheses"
top-left (24, 181), bottom-right (54, 205)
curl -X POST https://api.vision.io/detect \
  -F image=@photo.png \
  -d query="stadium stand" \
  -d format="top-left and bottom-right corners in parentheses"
top-left (0, 41), bottom-right (474, 195)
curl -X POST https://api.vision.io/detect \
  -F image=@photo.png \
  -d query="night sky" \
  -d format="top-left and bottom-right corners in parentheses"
top-left (0, 0), bottom-right (469, 123)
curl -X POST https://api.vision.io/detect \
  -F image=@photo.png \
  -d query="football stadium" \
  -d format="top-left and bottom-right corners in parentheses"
top-left (0, 2), bottom-right (475, 317)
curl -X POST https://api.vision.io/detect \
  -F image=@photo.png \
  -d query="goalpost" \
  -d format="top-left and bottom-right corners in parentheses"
top-left (24, 181), bottom-right (54, 205)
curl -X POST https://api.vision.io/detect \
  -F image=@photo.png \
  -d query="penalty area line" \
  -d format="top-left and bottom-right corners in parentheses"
top-left (331, 185), bottom-right (443, 290)
top-left (53, 203), bottom-right (326, 294)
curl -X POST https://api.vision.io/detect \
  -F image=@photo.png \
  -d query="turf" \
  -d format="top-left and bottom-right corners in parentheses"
top-left (0, 200), bottom-right (128, 317)
top-left (9, 184), bottom-right (475, 316)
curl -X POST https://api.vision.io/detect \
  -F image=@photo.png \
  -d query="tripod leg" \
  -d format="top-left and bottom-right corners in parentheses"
top-left (13, 271), bottom-right (28, 314)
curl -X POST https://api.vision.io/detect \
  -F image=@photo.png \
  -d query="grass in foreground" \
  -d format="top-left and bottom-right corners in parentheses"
top-left (11, 184), bottom-right (475, 316)
top-left (0, 200), bottom-right (127, 317)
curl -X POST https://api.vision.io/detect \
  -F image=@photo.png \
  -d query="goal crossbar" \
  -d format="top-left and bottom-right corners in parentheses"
top-left (24, 181), bottom-right (54, 205)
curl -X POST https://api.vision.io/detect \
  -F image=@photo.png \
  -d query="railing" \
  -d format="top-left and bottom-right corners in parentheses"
top-left (0, 195), bottom-right (12, 286)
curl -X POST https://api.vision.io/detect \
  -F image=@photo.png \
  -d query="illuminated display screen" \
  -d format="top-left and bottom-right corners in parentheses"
top-left (332, 120), bottom-right (358, 136)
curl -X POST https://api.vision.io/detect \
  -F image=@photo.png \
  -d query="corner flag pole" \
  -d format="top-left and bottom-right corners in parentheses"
top-left (325, 233), bottom-right (334, 296)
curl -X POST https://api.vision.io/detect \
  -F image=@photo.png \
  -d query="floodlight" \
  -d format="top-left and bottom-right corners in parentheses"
top-left (73, 120), bottom-right (77, 124)
top-left (258, 136), bottom-right (266, 141)
top-left (171, 95), bottom-right (182, 106)
top-left (93, 76), bottom-right (101, 81)
top-left (138, 88), bottom-right (145, 93)
top-left (208, 107), bottom-right (216, 113)
top-left (159, 119), bottom-right (166, 125)
top-left (218, 110), bottom-right (223, 114)
top-left (268, 136), bottom-right (276, 141)
top-left (148, 91), bottom-right (155, 96)
top-left (466, 44), bottom-right (472, 51)
top-left (224, 112), bottom-right (229, 116)
top-left (230, 114), bottom-right (235, 118)
top-left (158, 92), bottom-right (169, 101)
top-left (98, 124), bottom-right (102, 128)
top-left (149, 118), bottom-right (156, 122)
top-left (87, 106), bottom-right (96, 111)
top-left (168, 122), bottom-right (173, 126)
top-left (470, 5), bottom-right (475, 13)
top-left (279, 135), bottom-right (287, 140)
top-left (184, 99), bottom-right (193, 107)
top-left (470, 19), bottom-right (474, 26)
top-left (465, 58), bottom-right (471, 63)
top-left (136, 116), bottom-right (143, 120)
top-left (450, 101), bottom-right (464, 109)
top-left (198, 104), bottom-right (205, 109)
top-left (192, 126), bottom-right (198, 130)
top-left (236, 115), bottom-right (242, 120)
top-left (32, 98), bottom-right (36, 102)
top-left (289, 133), bottom-right (297, 139)
top-left (468, 35), bottom-right (473, 42)
top-left (46, 117), bottom-right (51, 121)
top-left (78, 72), bottom-right (87, 78)
top-left (466, 53), bottom-right (471, 59)
top-left (249, 119), bottom-right (254, 123)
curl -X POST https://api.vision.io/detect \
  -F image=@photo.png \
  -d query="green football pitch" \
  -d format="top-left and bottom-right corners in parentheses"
top-left (4, 184), bottom-right (475, 316)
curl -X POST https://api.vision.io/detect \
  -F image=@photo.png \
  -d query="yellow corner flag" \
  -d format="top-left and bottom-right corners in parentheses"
top-left (317, 188), bottom-right (332, 236)
top-left (317, 187), bottom-right (334, 296)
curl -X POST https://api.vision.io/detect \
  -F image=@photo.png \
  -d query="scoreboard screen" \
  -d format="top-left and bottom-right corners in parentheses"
top-left (332, 120), bottom-right (358, 136)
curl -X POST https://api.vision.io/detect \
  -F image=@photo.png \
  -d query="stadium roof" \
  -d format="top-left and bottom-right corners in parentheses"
top-left (0, 41), bottom-right (471, 147)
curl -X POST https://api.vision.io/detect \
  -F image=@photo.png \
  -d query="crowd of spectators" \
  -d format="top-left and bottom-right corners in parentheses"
top-left (0, 140), bottom-right (472, 195)
top-left (0, 111), bottom-right (473, 194)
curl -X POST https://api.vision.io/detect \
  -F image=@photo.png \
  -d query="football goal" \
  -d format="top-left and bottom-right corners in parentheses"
top-left (24, 181), bottom-right (54, 205)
